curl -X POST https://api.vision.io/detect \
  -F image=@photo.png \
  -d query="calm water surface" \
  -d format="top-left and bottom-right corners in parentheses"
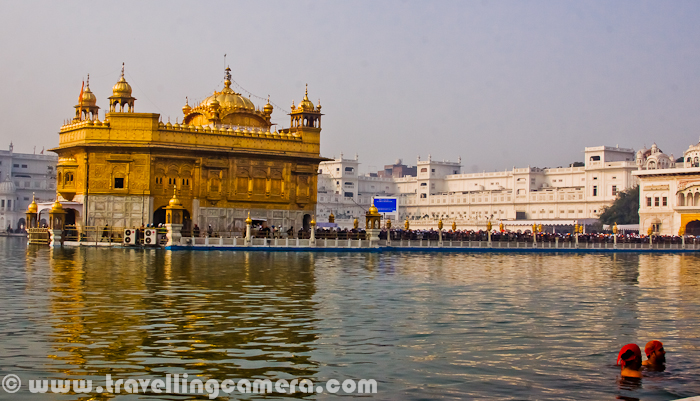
top-left (1, 237), bottom-right (700, 400)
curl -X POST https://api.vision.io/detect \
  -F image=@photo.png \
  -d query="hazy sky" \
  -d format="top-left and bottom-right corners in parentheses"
top-left (1, 1), bottom-right (699, 173)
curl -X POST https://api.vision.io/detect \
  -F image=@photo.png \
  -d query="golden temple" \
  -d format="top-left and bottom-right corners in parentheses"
top-left (51, 64), bottom-right (326, 233)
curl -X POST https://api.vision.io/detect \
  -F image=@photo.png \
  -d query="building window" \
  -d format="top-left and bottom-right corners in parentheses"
top-left (662, 197), bottom-right (667, 206)
top-left (431, 169), bottom-right (435, 172)
top-left (647, 197), bottom-right (652, 207)
top-left (13, 164), bottom-right (19, 168)
top-left (420, 183), bottom-right (427, 186)
top-left (1, 200), bottom-right (4, 207)
top-left (593, 186), bottom-right (597, 196)
top-left (654, 197), bottom-right (660, 207)
top-left (590, 156), bottom-right (600, 161)
top-left (421, 168), bottom-right (428, 173)
top-left (344, 167), bottom-right (354, 172)
top-left (114, 178), bottom-right (125, 189)
top-left (336, 168), bottom-right (340, 171)
top-left (21, 164), bottom-right (27, 168)
top-left (344, 192), bottom-right (353, 197)
top-left (612, 185), bottom-right (618, 196)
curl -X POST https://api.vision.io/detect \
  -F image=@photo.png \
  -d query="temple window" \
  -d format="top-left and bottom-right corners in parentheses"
top-left (114, 177), bottom-right (125, 189)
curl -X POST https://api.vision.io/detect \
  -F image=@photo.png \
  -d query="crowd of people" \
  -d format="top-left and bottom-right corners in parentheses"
top-left (617, 340), bottom-right (666, 378)
top-left (184, 224), bottom-right (700, 244)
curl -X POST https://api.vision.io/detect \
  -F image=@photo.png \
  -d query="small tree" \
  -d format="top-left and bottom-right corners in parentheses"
top-left (599, 185), bottom-right (640, 225)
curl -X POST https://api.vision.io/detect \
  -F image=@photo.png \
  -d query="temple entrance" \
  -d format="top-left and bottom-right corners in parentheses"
top-left (303, 214), bottom-right (311, 232)
top-left (153, 207), bottom-right (191, 231)
top-left (17, 218), bottom-right (26, 231)
top-left (65, 209), bottom-right (77, 226)
top-left (686, 220), bottom-right (700, 236)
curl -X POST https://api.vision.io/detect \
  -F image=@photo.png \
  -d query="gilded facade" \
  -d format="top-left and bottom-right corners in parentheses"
top-left (51, 65), bottom-right (326, 233)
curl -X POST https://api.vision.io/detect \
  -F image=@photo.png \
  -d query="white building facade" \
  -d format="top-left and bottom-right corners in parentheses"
top-left (0, 143), bottom-right (58, 231)
top-left (633, 141), bottom-right (700, 236)
top-left (317, 146), bottom-right (638, 230)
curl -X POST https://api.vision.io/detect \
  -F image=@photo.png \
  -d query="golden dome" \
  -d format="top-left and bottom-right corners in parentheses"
top-left (201, 83), bottom-right (255, 111)
top-left (168, 188), bottom-right (182, 207)
top-left (310, 215), bottom-right (316, 226)
top-left (263, 97), bottom-right (273, 114)
top-left (182, 98), bottom-right (191, 114)
top-left (81, 85), bottom-right (97, 106)
top-left (368, 204), bottom-right (379, 214)
top-left (298, 84), bottom-right (315, 112)
top-left (112, 64), bottom-right (133, 98)
top-left (50, 199), bottom-right (65, 214)
top-left (26, 194), bottom-right (37, 214)
top-left (245, 211), bottom-right (252, 225)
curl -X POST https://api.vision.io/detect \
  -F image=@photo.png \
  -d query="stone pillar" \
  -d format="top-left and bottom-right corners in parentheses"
top-left (49, 200), bottom-right (66, 248)
top-left (165, 224), bottom-right (183, 247)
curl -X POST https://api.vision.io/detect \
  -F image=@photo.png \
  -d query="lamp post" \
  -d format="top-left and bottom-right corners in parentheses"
top-left (310, 215), bottom-right (316, 246)
top-left (613, 222), bottom-right (618, 248)
top-left (487, 219), bottom-right (492, 246)
top-left (245, 212), bottom-right (252, 246)
top-left (386, 218), bottom-right (392, 246)
top-left (438, 218), bottom-right (443, 246)
top-left (680, 226), bottom-right (686, 248)
top-left (532, 222), bottom-right (537, 246)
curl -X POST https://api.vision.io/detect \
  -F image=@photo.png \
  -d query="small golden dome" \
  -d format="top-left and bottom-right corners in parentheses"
top-left (298, 84), bottom-right (315, 111)
top-left (50, 199), bottom-right (65, 213)
top-left (26, 194), bottom-right (38, 214)
top-left (168, 188), bottom-right (182, 207)
top-left (182, 97), bottom-right (191, 114)
top-left (245, 212), bottom-right (252, 225)
top-left (263, 97), bottom-right (273, 114)
top-left (80, 76), bottom-right (98, 107)
top-left (369, 204), bottom-right (378, 214)
top-left (310, 215), bottom-right (316, 226)
top-left (316, 99), bottom-right (322, 111)
top-left (112, 64), bottom-right (133, 98)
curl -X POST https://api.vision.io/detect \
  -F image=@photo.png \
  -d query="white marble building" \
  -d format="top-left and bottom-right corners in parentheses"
top-left (0, 143), bottom-right (58, 230)
top-left (634, 140), bottom-right (700, 236)
top-left (317, 146), bottom-right (638, 229)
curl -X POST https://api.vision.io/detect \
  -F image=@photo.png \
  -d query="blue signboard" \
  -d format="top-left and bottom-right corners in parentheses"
top-left (373, 197), bottom-right (398, 213)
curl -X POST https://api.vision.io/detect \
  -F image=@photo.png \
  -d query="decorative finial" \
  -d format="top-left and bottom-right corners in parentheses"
top-left (121, 62), bottom-right (125, 78)
top-left (86, 73), bottom-right (90, 87)
top-left (225, 66), bottom-right (232, 82)
top-left (305, 83), bottom-right (308, 96)
top-left (185, 96), bottom-right (189, 105)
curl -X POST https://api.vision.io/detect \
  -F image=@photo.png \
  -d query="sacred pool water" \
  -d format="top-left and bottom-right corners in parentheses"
top-left (1, 237), bottom-right (699, 400)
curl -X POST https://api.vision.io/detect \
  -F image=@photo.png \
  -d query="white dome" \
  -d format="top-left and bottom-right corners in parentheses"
top-left (0, 179), bottom-right (16, 195)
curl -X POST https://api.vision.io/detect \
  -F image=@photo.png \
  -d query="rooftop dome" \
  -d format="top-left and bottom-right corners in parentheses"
top-left (112, 64), bottom-right (133, 98)
top-left (201, 84), bottom-right (255, 111)
top-left (298, 85), bottom-right (315, 112)
top-left (81, 85), bottom-right (97, 106)
top-left (0, 178), bottom-right (16, 195)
